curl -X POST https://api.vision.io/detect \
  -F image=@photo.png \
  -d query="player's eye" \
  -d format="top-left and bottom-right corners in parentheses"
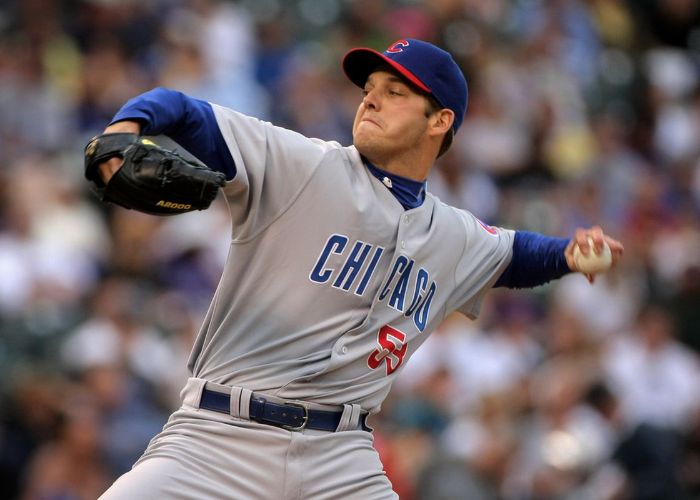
top-left (388, 89), bottom-right (403, 96)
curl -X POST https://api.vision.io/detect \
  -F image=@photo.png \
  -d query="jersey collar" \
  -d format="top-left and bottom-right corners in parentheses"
top-left (364, 159), bottom-right (426, 210)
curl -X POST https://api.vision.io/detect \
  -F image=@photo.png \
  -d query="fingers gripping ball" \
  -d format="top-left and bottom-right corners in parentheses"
top-left (84, 133), bottom-right (226, 215)
top-left (573, 237), bottom-right (613, 274)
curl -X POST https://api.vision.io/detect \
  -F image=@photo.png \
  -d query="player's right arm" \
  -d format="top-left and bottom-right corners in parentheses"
top-left (494, 227), bottom-right (624, 287)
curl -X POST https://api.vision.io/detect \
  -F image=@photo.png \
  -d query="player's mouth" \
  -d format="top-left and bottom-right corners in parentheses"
top-left (361, 116), bottom-right (382, 128)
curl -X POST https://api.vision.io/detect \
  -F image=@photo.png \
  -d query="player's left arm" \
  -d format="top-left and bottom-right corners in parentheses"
top-left (494, 226), bottom-right (624, 288)
top-left (106, 87), bottom-right (237, 179)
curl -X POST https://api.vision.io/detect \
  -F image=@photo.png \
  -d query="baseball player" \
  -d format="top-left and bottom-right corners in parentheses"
top-left (87, 39), bottom-right (624, 499)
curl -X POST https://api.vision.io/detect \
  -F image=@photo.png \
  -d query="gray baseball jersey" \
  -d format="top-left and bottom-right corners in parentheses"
top-left (99, 90), bottom-right (515, 500)
top-left (186, 104), bottom-right (514, 414)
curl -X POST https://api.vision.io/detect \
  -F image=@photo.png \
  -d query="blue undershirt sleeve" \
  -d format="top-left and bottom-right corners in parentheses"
top-left (494, 231), bottom-right (571, 289)
top-left (110, 87), bottom-right (236, 179)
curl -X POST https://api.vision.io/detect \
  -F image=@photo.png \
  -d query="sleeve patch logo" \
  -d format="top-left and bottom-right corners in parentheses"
top-left (477, 218), bottom-right (498, 236)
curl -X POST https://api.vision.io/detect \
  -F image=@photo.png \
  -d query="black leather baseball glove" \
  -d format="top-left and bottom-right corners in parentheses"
top-left (84, 133), bottom-right (226, 215)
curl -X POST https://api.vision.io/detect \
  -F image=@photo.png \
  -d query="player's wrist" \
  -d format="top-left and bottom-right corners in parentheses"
top-left (564, 240), bottom-right (576, 271)
top-left (104, 120), bottom-right (141, 135)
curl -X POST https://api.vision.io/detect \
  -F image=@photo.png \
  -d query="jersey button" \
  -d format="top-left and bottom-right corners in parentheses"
top-left (401, 241), bottom-right (406, 249)
top-left (341, 346), bottom-right (348, 354)
top-left (404, 215), bottom-right (410, 223)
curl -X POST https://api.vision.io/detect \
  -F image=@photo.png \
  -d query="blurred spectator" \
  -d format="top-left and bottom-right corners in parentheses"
top-left (382, 368), bottom-right (451, 499)
top-left (628, 0), bottom-right (700, 49)
top-left (61, 276), bottom-right (181, 395)
top-left (586, 382), bottom-right (685, 500)
top-left (671, 266), bottom-right (700, 355)
top-left (553, 270), bottom-right (645, 338)
top-left (0, 156), bottom-right (105, 317)
top-left (157, 0), bottom-right (269, 117)
top-left (448, 295), bottom-right (543, 414)
top-left (603, 305), bottom-right (700, 431)
top-left (454, 78), bottom-right (534, 180)
top-left (508, 358), bottom-right (615, 498)
top-left (0, 373), bottom-right (65, 499)
top-left (427, 147), bottom-right (501, 222)
top-left (21, 399), bottom-right (110, 500)
top-left (435, 391), bottom-right (519, 498)
top-left (681, 408), bottom-right (700, 496)
top-left (78, 364), bottom-right (168, 476)
top-left (76, 37), bottom-right (149, 134)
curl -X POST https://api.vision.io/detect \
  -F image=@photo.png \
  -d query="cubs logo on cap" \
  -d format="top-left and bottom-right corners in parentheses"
top-left (342, 38), bottom-right (469, 132)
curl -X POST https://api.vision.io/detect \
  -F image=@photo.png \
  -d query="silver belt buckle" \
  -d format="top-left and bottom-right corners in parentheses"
top-left (281, 402), bottom-right (309, 431)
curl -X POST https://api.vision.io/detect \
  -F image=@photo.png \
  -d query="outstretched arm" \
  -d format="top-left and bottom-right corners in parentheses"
top-left (495, 226), bottom-right (624, 288)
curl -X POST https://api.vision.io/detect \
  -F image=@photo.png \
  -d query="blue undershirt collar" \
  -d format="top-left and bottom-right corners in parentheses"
top-left (364, 159), bottom-right (426, 210)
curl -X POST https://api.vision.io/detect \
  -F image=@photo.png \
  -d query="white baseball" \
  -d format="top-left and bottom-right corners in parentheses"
top-left (573, 237), bottom-right (612, 274)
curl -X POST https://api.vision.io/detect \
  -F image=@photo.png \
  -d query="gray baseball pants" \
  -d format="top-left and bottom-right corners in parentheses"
top-left (99, 378), bottom-right (397, 499)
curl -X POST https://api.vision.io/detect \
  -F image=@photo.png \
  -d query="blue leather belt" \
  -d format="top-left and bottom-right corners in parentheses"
top-left (199, 387), bottom-right (369, 432)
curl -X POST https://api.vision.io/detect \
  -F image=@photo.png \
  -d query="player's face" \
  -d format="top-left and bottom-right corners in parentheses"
top-left (352, 71), bottom-right (431, 165)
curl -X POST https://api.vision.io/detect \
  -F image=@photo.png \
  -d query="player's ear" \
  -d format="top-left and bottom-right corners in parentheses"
top-left (428, 109), bottom-right (454, 138)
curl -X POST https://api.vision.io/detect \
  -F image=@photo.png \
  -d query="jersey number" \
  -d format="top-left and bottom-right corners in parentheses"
top-left (367, 325), bottom-right (407, 375)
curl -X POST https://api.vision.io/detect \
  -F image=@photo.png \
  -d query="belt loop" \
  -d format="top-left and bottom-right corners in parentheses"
top-left (336, 403), bottom-right (362, 432)
top-left (229, 387), bottom-right (243, 417)
top-left (238, 388), bottom-right (252, 420)
top-left (182, 378), bottom-right (207, 409)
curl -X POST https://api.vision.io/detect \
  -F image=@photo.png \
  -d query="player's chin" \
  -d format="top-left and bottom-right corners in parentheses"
top-left (352, 131), bottom-right (374, 154)
top-left (354, 139), bottom-right (383, 161)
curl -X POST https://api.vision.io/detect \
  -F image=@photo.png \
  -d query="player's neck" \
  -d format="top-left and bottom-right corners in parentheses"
top-left (367, 151), bottom-right (434, 182)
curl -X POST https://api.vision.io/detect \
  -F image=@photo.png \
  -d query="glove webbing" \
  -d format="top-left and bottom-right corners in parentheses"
top-left (84, 132), bottom-right (140, 186)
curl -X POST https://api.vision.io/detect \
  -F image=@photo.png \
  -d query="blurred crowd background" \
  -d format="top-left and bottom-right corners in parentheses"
top-left (0, 0), bottom-right (699, 498)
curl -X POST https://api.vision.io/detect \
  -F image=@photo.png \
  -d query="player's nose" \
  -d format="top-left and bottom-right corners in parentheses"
top-left (362, 89), bottom-right (380, 110)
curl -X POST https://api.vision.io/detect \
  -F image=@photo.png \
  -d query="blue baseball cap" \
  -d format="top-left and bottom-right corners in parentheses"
top-left (342, 38), bottom-right (469, 132)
